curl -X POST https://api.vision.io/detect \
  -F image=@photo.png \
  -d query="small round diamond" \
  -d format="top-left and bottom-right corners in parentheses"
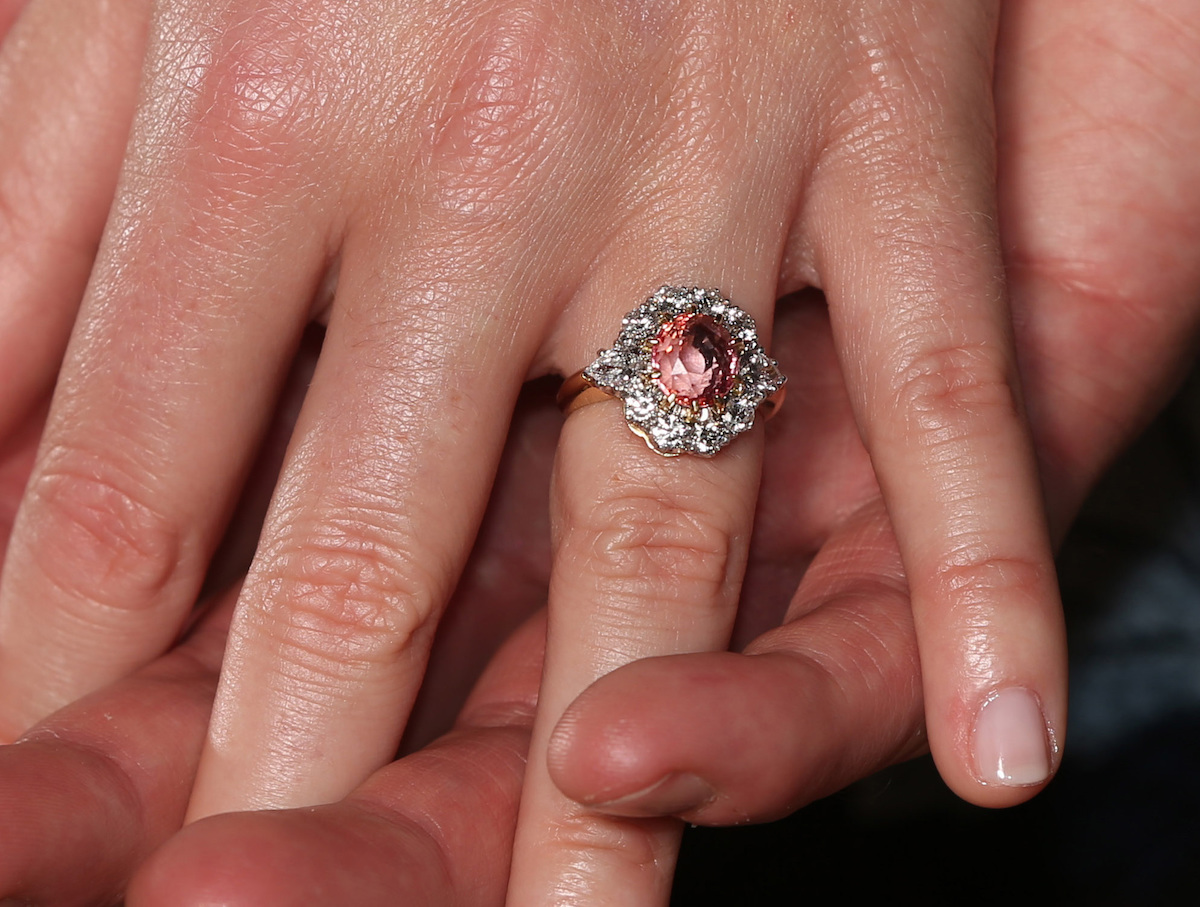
top-left (625, 394), bottom-right (658, 420)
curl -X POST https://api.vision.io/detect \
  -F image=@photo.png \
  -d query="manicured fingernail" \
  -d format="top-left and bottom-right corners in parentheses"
top-left (590, 772), bottom-right (716, 817)
top-left (973, 687), bottom-right (1052, 786)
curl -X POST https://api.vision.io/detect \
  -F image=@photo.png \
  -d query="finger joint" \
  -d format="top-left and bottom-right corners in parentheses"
top-left (251, 522), bottom-right (439, 667)
top-left (25, 452), bottom-right (182, 615)
top-left (932, 551), bottom-right (1048, 613)
top-left (574, 468), bottom-right (735, 616)
top-left (892, 342), bottom-right (1019, 444)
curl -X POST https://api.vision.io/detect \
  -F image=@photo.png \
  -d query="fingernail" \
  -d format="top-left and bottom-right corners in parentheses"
top-left (973, 687), bottom-right (1052, 786)
top-left (590, 772), bottom-right (716, 817)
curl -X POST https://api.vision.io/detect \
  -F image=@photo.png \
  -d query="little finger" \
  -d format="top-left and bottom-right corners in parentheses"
top-left (812, 1), bottom-right (1064, 804)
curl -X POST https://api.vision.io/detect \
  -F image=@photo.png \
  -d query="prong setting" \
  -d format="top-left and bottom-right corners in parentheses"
top-left (582, 286), bottom-right (786, 457)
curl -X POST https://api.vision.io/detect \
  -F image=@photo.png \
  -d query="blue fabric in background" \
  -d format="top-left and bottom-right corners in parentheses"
top-left (672, 371), bottom-right (1200, 905)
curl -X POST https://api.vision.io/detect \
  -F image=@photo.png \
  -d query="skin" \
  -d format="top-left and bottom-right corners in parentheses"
top-left (550, 0), bottom-right (1200, 835)
top-left (0, 587), bottom-right (545, 907)
top-left (0, 351), bottom-right (552, 906)
top-left (0, 0), bottom-right (1054, 788)
top-left (2, 281), bottom-right (1198, 906)
top-left (0, 0), bottom-right (1199, 904)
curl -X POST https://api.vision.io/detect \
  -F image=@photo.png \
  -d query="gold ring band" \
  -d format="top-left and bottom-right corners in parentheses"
top-left (555, 286), bottom-right (786, 457)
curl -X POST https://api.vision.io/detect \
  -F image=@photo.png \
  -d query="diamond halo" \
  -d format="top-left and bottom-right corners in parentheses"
top-left (581, 286), bottom-right (786, 457)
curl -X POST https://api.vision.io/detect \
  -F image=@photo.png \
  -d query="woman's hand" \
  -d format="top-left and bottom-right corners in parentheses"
top-left (543, 0), bottom-right (1200, 841)
top-left (2, 5), bottom-right (1198, 894)
top-left (1, 0), bottom-right (1180, 902)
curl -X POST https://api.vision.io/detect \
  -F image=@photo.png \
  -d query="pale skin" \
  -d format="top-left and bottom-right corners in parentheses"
top-left (1, 0), bottom-right (1200, 904)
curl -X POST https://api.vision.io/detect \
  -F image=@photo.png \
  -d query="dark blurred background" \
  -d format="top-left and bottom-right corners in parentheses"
top-left (673, 371), bottom-right (1200, 906)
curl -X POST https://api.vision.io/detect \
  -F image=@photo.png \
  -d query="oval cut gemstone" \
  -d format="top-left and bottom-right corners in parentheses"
top-left (651, 313), bottom-right (738, 405)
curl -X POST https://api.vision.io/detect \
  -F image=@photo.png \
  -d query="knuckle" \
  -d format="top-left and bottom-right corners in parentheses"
top-left (577, 466), bottom-right (733, 610)
top-left (25, 451), bottom-right (181, 613)
top-left (210, 5), bottom-right (329, 136)
top-left (253, 520), bottom-right (438, 666)
top-left (892, 342), bottom-right (1018, 440)
top-left (545, 812), bottom-right (665, 896)
top-left (932, 551), bottom-right (1048, 612)
top-left (172, 0), bottom-right (341, 182)
top-left (823, 15), bottom-right (997, 224)
top-left (428, 3), bottom-right (562, 213)
top-left (833, 5), bottom-right (994, 141)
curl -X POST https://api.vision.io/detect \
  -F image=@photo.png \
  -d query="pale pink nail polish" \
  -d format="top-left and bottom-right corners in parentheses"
top-left (973, 687), bottom-right (1052, 786)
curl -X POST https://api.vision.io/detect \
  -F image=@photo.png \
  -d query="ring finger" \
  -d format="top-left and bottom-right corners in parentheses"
top-left (506, 24), bottom-right (812, 897)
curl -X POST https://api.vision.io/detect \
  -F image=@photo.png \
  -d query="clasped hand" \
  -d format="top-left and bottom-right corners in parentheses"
top-left (1, 0), bottom-right (1199, 903)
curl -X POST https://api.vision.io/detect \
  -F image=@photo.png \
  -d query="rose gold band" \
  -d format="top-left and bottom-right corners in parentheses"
top-left (556, 371), bottom-right (610, 416)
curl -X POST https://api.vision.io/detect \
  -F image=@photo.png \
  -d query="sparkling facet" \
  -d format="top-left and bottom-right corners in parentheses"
top-left (650, 313), bottom-right (738, 405)
top-left (581, 286), bottom-right (785, 457)
top-left (625, 394), bottom-right (657, 419)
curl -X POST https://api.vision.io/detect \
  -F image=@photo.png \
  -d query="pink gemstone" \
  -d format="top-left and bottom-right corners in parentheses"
top-left (651, 313), bottom-right (738, 405)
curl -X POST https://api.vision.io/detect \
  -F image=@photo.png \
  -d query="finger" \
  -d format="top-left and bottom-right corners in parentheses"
top-left (548, 500), bottom-right (924, 824)
top-left (811, 2), bottom-right (1064, 804)
top-left (0, 587), bottom-right (232, 905)
top-left (507, 21), bottom-right (809, 906)
top-left (127, 613), bottom-right (545, 907)
top-left (0, 0), bottom-right (151, 439)
top-left (542, 305), bottom-right (911, 824)
top-left (185, 211), bottom-right (550, 816)
top-left (0, 0), bottom-right (336, 735)
top-left (997, 0), bottom-right (1200, 526)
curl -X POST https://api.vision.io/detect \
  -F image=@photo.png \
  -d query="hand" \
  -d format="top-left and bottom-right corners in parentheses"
top-left (6, 15), bottom-right (1200, 888)
top-left (542, 0), bottom-right (1200, 845)
top-left (0, 365), bottom-right (557, 906)
top-left (0, 585), bottom-right (542, 907)
top-left (0, 0), bottom-right (1136, 903)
